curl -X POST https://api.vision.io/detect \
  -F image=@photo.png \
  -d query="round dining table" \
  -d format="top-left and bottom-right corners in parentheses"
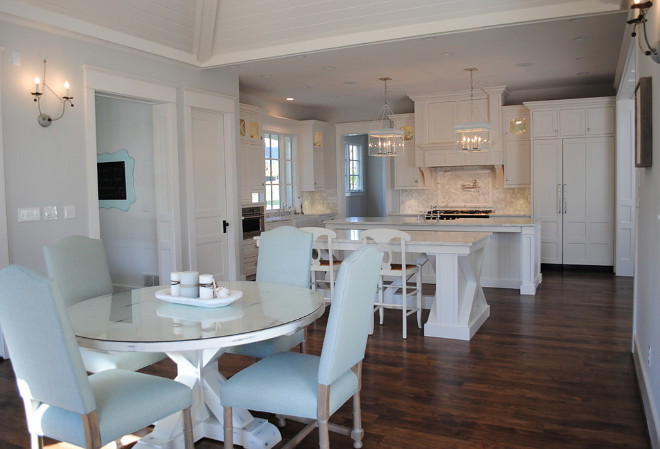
top-left (67, 280), bottom-right (325, 449)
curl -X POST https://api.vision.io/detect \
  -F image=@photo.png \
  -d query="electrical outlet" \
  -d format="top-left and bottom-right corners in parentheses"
top-left (44, 206), bottom-right (58, 220)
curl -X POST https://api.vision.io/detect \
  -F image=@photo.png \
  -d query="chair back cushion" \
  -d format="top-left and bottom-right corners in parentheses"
top-left (0, 265), bottom-right (96, 415)
top-left (318, 246), bottom-right (382, 385)
top-left (257, 226), bottom-right (313, 288)
top-left (44, 235), bottom-right (114, 306)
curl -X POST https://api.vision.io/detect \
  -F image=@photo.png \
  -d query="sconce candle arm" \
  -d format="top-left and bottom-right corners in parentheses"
top-left (30, 59), bottom-right (74, 127)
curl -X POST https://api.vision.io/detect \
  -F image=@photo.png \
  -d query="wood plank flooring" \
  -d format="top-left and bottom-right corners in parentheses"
top-left (0, 270), bottom-right (650, 448)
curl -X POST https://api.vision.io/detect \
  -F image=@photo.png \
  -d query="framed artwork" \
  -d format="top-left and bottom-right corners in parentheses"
top-left (635, 77), bottom-right (652, 167)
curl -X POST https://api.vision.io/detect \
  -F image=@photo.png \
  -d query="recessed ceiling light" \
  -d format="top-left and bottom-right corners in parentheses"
top-left (324, 66), bottom-right (335, 70)
top-left (423, 36), bottom-right (436, 41)
top-left (286, 97), bottom-right (294, 101)
top-left (294, 55), bottom-right (306, 59)
top-left (572, 36), bottom-right (586, 41)
top-left (261, 74), bottom-right (271, 78)
top-left (441, 52), bottom-right (454, 56)
top-left (568, 17), bottom-right (584, 23)
top-left (575, 56), bottom-right (589, 61)
top-left (577, 71), bottom-right (589, 76)
top-left (343, 81), bottom-right (358, 85)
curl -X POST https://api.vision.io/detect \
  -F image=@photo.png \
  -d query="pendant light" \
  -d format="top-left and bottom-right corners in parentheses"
top-left (454, 68), bottom-right (491, 152)
top-left (368, 77), bottom-right (404, 156)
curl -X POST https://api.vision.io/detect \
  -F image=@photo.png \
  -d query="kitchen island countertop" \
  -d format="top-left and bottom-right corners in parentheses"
top-left (325, 216), bottom-right (541, 295)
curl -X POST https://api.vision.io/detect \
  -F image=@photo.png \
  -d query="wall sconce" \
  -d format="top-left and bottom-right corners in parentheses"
top-left (628, 0), bottom-right (660, 63)
top-left (31, 59), bottom-right (74, 127)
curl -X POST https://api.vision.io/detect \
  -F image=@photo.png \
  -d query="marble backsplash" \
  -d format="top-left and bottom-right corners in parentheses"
top-left (399, 166), bottom-right (531, 215)
top-left (301, 189), bottom-right (338, 214)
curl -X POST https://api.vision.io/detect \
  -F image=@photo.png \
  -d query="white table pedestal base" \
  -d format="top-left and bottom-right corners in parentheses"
top-left (134, 347), bottom-right (282, 449)
top-left (423, 240), bottom-right (490, 341)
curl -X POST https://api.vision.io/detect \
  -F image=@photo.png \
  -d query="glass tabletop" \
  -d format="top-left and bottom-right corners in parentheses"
top-left (68, 281), bottom-right (325, 352)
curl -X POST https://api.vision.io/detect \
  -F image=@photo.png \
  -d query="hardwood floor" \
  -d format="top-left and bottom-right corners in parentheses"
top-left (0, 270), bottom-right (650, 448)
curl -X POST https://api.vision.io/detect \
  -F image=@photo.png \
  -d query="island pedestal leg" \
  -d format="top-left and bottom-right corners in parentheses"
top-left (424, 245), bottom-right (490, 340)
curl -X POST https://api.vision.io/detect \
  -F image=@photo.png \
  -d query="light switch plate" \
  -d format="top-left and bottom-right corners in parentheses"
top-left (44, 206), bottom-right (58, 220)
top-left (64, 205), bottom-right (76, 219)
top-left (18, 208), bottom-right (40, 222)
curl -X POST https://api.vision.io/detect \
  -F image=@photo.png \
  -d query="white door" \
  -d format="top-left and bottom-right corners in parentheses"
top-left (532, 139), bottom-right (563, 264)
top-left (190, 109), bottom-right (230, 280)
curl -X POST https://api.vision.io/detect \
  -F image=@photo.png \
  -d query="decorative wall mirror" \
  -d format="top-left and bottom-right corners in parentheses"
top-left (97, 149), bottom-right (136, 211)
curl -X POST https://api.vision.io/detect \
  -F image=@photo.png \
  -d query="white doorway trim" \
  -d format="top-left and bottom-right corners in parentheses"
top-left (615, 41), bottom-right (637, 277)
top-left (83, 67), bottom-right (182, 283)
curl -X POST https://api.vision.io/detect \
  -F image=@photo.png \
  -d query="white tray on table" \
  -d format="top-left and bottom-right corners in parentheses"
top-left (155, 288), bottom-right (243, 308)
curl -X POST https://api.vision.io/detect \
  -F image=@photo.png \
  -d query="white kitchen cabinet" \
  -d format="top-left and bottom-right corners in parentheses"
top-left (531, 136), bottom-right (614, 266)
top-left (527, 97), bottom-right (615, 266)
top-left (528, 97), bottom-right (615, 139)
top-left (409, 87), bottom-right (506, 168)
top-left (242, 237), bottom-right (258, 279)
top-left (390, 113), bottom-right (432, 189)
top-left (299, 120), bottom-right (336, 191)
top-left (502, 105), bottom-right (531, 187)
top-left (240, 104), bottom-right (265, 204)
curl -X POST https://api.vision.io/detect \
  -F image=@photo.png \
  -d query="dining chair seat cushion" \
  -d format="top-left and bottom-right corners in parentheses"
top-left (387, 263), bottom-right (417, 271)
top-left (80, 347), bottom-right (167, 373)
top-left (318, 259), bottom-right (341, 267)
top-left (225, 329), bottom-right (304, 359)
top-left (35, 368), bottom-right (192, 448)
top-left (222, 352), bottom-right (358, 420)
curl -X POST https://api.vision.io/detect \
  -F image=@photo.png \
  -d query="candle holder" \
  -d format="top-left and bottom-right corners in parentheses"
top-left (31, 59), bottom-right (74, 128)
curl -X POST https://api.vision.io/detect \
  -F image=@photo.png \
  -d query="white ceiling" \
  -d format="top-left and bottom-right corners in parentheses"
top-left (0, 0), bottom-right (631, 122)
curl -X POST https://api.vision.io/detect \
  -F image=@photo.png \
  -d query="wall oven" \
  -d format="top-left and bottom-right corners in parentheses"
top-left (242, 205), bottom-right (265, 239)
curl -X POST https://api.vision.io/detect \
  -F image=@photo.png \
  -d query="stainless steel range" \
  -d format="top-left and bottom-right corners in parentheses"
top-left (424, 208), bottom-right (493, 220)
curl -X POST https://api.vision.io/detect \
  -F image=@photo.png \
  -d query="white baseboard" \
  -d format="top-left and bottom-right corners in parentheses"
top-left (633, 334), bottom-right (659, 448)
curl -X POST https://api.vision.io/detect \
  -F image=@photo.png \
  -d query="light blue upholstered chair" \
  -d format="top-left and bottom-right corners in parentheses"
top-left (0, 265), bottom-right (195, 449)
top-left (227, 225), bottom-right (313, 358)
top-left (43, 235), bottom-right (167, 373)
top-left (222, 245), bottom-right (383, 449)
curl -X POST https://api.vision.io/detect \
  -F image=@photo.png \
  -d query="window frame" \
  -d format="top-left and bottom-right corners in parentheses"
top-left (264, 131), bottom-right (295, 211)
top-left (345, 142), bottom-right (364, 194)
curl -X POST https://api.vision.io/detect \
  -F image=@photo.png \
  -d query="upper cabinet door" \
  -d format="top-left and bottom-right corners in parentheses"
top-left (559, 108), bottom-right (586, 136)
top-left (586, 105), bottom-right (615, 135)
top-left (531, 110), bottom-right (559, 138)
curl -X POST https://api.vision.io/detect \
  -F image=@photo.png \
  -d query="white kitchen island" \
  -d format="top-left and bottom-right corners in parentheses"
top-left (325, 229), bottom-right (491, 341)
top-left (325, 216), bottom-right (542, 295)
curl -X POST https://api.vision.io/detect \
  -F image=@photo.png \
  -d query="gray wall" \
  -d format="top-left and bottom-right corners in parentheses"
top-left (0, 19), bottom-right (238, 273)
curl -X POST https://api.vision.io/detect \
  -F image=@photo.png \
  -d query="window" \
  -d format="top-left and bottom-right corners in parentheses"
top-left (264, 132), bottom-right (294, 211)
top-left (345, 143), bottom-right (363, 193)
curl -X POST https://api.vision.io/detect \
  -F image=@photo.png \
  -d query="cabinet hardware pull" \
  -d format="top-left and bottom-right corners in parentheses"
top-left (563, 184), bottom-right (567, 214)
top-left (557, 184), bottom-right (562, 214)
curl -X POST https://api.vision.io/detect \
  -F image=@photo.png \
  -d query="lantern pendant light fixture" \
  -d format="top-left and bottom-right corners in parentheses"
top-left (454, 68), bottom-right (491, 152)
top-left (368, 77), bottom-right (404, 157)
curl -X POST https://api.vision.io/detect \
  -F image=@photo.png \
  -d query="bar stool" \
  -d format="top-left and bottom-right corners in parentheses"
top-left (361, 228), bottom-right (424, 339)
top-left (299, 227), bottom-right (341, 303)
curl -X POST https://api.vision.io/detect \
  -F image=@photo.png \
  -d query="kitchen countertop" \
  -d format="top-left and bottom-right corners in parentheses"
top-left (265, 212), bottom-right (336, 223)
top-left (324, 216), bottom-right (539, 228)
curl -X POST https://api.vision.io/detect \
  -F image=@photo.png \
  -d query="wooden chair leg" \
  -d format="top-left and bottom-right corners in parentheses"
top-left (351, 392), bottom-right (364, 448)
top-left (182, 407), bottom-right (195, 449)
top-left (318, 418), bottom-right (330, 449)
top-left (223, 407), bottom-right (234, 449)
